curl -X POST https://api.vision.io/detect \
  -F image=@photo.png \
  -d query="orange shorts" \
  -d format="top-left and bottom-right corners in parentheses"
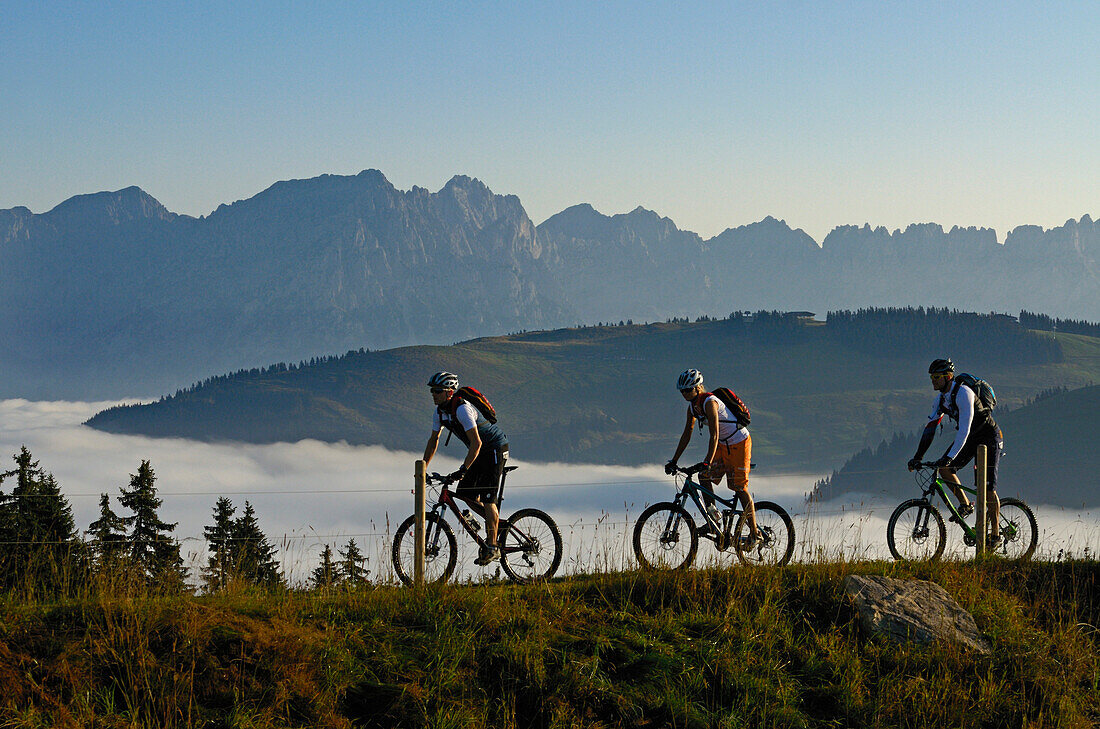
top-left (703, 435), bottom-right (751, 491)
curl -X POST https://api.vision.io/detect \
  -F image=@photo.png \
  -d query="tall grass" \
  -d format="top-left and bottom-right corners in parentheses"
top-left (1, 559), bottom-right (1098, 728)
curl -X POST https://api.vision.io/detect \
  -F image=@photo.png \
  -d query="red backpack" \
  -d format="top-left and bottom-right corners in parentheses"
top-left (692, 387), bottom-right (751, 427)
top-left (447, 386), bottom-right (498, 424)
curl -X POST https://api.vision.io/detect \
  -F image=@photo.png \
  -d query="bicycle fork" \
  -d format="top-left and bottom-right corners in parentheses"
top-left (911, 500), bottom-right (934, 540)
top-left (425, 505), bottom-right (448, 556)
top-left (658, 495), bottom-right (692, 544)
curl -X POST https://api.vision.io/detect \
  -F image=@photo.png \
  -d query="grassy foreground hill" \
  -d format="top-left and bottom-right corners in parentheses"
top-left (87, 309), bottom-right (1100, 473)
top-left (1, 562), bottom-right (1098, 728)
top-left (811, 384), bottom-right (1100, 507)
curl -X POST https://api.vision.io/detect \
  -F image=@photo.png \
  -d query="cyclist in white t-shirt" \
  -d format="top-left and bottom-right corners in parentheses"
top-left (423, 371), bottom-right (509, 565)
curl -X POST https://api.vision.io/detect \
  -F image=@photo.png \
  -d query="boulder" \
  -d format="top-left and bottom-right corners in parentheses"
top-left (843, 575), bottom-right (992, 654)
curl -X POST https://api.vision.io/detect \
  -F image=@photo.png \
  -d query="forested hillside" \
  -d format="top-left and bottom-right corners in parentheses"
top-left (809, 384), bottom-right (1100, 508)
top-left (87, 309), bottom-right (1100, 474)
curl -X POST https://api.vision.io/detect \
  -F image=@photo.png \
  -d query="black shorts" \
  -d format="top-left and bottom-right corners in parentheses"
top-left (943, 427), bottom-right (1003, 491)
top-left (456, 446), bottom-right (509, 505)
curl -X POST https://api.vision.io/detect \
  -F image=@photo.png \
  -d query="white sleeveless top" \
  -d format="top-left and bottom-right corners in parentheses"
top-left (689, 394), bottom-right (748, 445)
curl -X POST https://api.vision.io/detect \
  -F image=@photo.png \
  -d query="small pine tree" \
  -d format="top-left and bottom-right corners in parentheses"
top-left (201, 497), bottom-right (237, 592)
top-left (310, 544), bottom-right (336, 589)
top-left (1, 447), bottom-right (83, 592)
top-left (87, 493), bottom-right (126, 570)
top-left (0, 466), bottom-right (15, 547)
top-left (338, 539), bottom-right (370, 585)
top-left (119, 460), bottom-right (188, 587)
top-left (232, 502), bottom-right (282, 587)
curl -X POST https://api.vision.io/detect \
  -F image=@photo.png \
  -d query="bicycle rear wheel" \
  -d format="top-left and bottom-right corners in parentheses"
top-left (993, 497), bottom-right (1038, 561)
top-left (392, 512), bottom-right (457, 585)
top-left (733, 501), bottom-right (795, 566)
top-left (633, 502), bottom-right (698, 571)
top-left (499, 508), bottom-right (563, 583)
top-left (887, 499), bottom-right (946, 562)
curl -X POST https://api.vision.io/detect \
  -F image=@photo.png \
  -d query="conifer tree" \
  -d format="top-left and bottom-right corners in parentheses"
top-left (0, 466), bottom-right (19, 562)
top-left (232, 501), bottom-right (282, 587)
top-left (338, 538), bottom-right (369, 585)
top-left (87, 493), bottom-right (126, 570)
top-left (310, 544), bottom-right (336, 589)
top-left (202, 497), bottom-right (237, 591)
top-left (0, 447), bottom-right (83, 591)
top-left (119, 460), bottom-right (188, 586)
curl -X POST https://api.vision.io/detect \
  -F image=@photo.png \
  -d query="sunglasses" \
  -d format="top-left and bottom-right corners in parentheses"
top-left (930, 373), bottom-right (949, 381)
top-left (430, 388), bottom-right (448, 394)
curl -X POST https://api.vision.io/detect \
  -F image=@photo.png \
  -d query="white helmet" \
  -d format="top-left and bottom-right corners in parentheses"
top-left (427, 371), bottom-right (459, 390)
top-left (676, 368), bottom-right (704, 391)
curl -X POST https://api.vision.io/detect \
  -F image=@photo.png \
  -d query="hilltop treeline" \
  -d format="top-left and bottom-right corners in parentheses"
top-left (167, 348), bottom-right (370, 400)
top-left (1020, 310), bottom-right (1100, 338)
top-left (164, 306), bottom-right (1068, 405)
top-left (826, 307), bottom-right (1061, 366)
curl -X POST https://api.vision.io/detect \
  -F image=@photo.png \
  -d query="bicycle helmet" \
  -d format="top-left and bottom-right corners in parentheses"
top-left (427, 371), bottom-right (459, 390)
top-left (676, 368), bottom-right (704, 391)
top-left (928, 358), bottom-right (955, 375)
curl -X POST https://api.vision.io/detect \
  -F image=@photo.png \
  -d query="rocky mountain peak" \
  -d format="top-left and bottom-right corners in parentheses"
top-left (42, 186), bottom-right (175, 230)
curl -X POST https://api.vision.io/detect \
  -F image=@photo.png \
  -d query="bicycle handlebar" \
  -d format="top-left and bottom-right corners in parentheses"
top-left (671, 464), bottom-right (706, 477)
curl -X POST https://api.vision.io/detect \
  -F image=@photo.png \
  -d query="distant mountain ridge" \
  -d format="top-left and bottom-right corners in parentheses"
top-left (2, 170), bottom-right (1097, 398)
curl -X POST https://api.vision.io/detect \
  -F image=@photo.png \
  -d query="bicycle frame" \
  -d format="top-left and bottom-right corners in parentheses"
top-left (672, 471), bottom-right (744, 536)
top-left (428, 485), bottom-right (495, 551)
top-left (425, 467), bottom-right (523, 555)
top-left (917, 469), bottom-right (979, 540)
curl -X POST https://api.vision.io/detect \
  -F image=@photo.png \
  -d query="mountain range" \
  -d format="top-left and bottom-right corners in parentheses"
top-left (2, 170), bottom-right (1097, 399)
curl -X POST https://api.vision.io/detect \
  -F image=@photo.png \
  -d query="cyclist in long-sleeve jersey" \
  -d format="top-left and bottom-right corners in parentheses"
top-left (908, 358), bottom-right (1002, 546)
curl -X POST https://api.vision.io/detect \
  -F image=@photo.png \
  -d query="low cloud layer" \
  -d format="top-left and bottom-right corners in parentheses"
top-left (2, 400), bottom-right (1096, 585)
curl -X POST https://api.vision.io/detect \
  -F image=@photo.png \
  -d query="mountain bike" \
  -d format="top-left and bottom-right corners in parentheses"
top-left (887, 462), bottom-right (1038, 561)
top-left (633, 464), bottom-right (795, 570)
top-left (392, 466), bottom-right (563, 585)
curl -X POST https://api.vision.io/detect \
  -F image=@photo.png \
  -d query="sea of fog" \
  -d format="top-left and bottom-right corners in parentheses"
top-left (2, 399), bottom-right (1098, 585)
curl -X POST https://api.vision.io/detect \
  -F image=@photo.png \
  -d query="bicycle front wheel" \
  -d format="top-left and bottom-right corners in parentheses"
top-left (392, 512), bottom-right (457, 586)
top-left (734, 501), bottom-right (795, 566)
top-left (633, 503), bottom-right (698, 571)
top-left (887, 499), bottom-right (946, 562)
top-left (993, 497), bottom-right (1038, 561)
top-left (499, 508), bottom-right (563, 583)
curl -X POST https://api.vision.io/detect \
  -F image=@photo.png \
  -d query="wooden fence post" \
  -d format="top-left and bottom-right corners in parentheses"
top-left (975, 445), bottom-right (987, 556)
top-left (414, 460), bottom-right (426, 585)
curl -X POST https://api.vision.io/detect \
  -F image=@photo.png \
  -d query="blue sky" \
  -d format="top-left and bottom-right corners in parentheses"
top-left (2, 1), bottom-right (1097, 241)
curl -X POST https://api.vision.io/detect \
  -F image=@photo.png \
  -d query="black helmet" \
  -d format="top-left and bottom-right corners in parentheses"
top-left (928, 358), bottom-right (954, 375)
top-left (427, 371), bottom-right (459, 389)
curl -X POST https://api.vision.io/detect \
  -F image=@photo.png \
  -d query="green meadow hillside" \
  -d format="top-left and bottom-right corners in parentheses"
top-left (1, 563), bottom-right (1098, 728)
top-left (87, 309), bottom-right (1100, 474)
top-left (811, 383), bottom-right (1100, 508)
